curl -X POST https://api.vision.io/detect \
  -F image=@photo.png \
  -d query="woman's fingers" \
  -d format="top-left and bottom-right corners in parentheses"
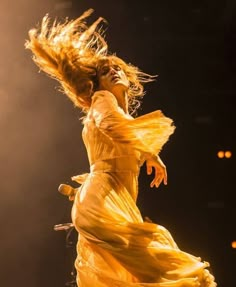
top-left (146, 156), bottom-right (168, 188)
top-left (146, 164), bottom-right (152, 175)
top-left (150, 166), bottom-right (167, 188)
top-left (163, 168), bottom-right (168, 185)
top-left (150, 176), bottom-right (162, 188)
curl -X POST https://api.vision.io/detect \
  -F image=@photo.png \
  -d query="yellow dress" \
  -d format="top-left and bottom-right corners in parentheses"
top-left (67, 90), bottom-right (216, 287)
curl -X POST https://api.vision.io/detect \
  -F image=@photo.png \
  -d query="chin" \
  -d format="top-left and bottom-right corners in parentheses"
top-left (112, 81), bottom-right (129, 90)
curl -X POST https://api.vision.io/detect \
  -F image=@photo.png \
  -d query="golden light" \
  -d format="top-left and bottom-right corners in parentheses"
top-left (225, 151), bottom-right (232, 158)
top-left (231, 241), bottom-right (236, 249)
top-left (217, 151), bottom-right (224, 158)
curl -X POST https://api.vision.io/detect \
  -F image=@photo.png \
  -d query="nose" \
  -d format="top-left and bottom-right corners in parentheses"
top-left (109, 67), bottom-right (116, 75)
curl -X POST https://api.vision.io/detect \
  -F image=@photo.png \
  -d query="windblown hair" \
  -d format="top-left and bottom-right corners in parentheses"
top-left (25, 9), bottom-right (156, 114)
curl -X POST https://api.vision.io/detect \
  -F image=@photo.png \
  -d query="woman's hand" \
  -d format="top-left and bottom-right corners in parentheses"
top-left (146, 155), bottom-right (167, 188)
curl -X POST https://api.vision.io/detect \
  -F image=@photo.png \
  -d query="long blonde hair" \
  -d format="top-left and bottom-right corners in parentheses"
top-left (25, 9), bottom-right (155, 114)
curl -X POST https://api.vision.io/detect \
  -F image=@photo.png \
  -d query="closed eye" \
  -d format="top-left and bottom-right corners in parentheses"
top-left (100, 66), bottom-right (110, 76)
top-left (99, 64), bottom-right (121, 76)
top-left (113, 65), bottom-right (121, 71)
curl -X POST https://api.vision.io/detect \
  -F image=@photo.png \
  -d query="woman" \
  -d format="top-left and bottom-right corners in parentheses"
top-left (25, 9), bottom-right (216, 287)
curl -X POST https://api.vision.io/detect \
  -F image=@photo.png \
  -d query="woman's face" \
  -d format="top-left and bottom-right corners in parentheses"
top-left (97, 63), bottom-right (129, 93)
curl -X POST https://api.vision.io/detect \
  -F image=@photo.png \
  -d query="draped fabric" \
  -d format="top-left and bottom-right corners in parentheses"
top-left (66, 91), bottom-right (216, 286)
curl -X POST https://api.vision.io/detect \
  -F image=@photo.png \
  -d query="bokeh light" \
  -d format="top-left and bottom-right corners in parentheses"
top-left (217, 151), bottom-right (224, 158)
top-left (231, 241), bottom-right (236, 249)
top-left (225, 151), bottom-right (232, 158)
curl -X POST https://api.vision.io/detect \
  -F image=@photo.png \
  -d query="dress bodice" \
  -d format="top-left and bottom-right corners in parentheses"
top-left (81, 90), bottom-right (175, 169)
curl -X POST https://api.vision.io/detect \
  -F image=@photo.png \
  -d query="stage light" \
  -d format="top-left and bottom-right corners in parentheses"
top-left (217, 150), bottom-right (232, 159)
top-left (231, 241), bottom-right (236, 249)
top-left (225, 151), bottom-right (232, 158)
top-left (217, 151), bottom-right (224, 158)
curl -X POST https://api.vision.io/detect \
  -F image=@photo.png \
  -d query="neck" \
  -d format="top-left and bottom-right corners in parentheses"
top-left (114, 90), bottom-right (128, 114)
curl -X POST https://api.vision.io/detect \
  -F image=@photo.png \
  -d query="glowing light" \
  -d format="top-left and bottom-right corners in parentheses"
top-left (225, 151), bottom-right (232, 158)
top-left (231, 241), bottom-right (236, 248)
top-left (217, 150), bottom-right (232, 159)
top-left (217, 151), bottom-right (224, 158)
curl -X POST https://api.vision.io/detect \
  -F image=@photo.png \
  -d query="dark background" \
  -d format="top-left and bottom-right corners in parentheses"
top-left (0, 0), bottom-right (235, 286)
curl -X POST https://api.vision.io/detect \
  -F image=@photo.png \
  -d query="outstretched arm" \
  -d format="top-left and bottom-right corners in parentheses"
top-left (92, 91), bottom-right (171, 188)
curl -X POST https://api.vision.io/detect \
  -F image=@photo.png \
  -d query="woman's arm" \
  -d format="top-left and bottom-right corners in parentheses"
top-left (91, 91), bottom-right (158, 153)
top-left (91, 90), bottom-right (172, 188)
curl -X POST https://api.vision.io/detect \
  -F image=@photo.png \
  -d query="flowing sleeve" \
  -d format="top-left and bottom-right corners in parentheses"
top-left (91, 90), bottom-right (175, 156)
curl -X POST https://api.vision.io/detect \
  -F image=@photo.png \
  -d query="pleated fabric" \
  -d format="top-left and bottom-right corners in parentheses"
top-left (66, 91), bottom-right (216, 287)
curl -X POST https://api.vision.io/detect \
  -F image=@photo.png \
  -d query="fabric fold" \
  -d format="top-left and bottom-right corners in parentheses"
top-left (59, 90), bottom-right (216, 287)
